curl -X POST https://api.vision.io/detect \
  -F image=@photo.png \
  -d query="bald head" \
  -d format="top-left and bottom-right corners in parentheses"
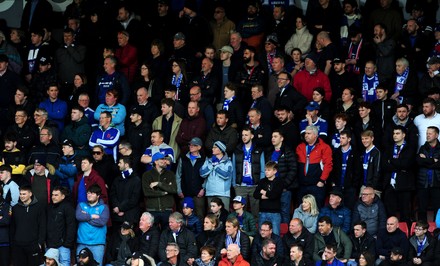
top-left (386, 216), bottom-right (399, 233)
top-left (227, 244), bottom-right (241, 261)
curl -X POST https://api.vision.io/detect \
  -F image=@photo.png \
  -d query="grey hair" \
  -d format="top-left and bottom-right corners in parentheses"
top-left (141, 212), bottom-right (154, 224)
top-left (396, 57), bottom-right (409, 68)
top-left (230, 31), bottom-right (242, 39)
top-left (167, 242), bottom-right (180, 252)
top-left (169, 211), bottom-right (184, 224)
top-left (305, 125), bottom-right (319, 135)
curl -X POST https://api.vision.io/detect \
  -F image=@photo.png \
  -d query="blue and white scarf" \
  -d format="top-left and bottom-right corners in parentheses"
top-left (341, 147), bottom-right (351, 187)
top-left (242, 145), bottom-right (253, 185)
top-left (226, 230), bottom-right (241, 248)
top-left (362, 72), bottom-right (379, 103)
top-left (394, 67), bottom-right (409, 104)
top-left (223, 96), bottom-right (235, 111)
top-left (171, 73), bottom-right (183, 100)
top-left (391, 142), bottom-right (405, 188)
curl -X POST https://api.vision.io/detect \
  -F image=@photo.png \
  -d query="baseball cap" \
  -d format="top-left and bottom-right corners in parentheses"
top-left (333, 58), bottom-right (343, 64)
top-left (265, 34), bottom-right (279, 46)
top-left (219, 45), bottom-right (233, 54)
top-left (174, 32), bottom-right (186, 40)
top-left (233, 196), bottom-right (246, 205)
top-left (152, 152), bottom-right (165, 163)
top-left (130, 107), bottom-right (144, 118)
top-left (305, 101), bottom-right (320, 111)
top-left (329, 188), bottom-right (343, 199)
top-left (39, 56), bottom-right (52, 65)
top-left (121, 221), bottom-right (133, 230)
top-left (189, 137), bottom-right (203, 146)
top-left (79, 248), bottom-right (92, 258)
top-left (62, 139), bottom-right (73, 147)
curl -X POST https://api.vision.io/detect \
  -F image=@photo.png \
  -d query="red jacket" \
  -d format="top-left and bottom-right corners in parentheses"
top-left (176, 114), bottom-right (206, 154)
top-left (219, 254), bottom-right (250, 266)
top-left (115, 43), bottom-right (138, 83)
top-left (73, 169), bottom-right (108, 204)
top-left (293, 69), bottom-right (331, 102)
top-left (296, 138), bottom-right (333, 186)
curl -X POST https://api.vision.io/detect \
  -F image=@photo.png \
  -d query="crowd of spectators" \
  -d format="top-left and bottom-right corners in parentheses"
top-left (2, 0), bottom-right (440, 265)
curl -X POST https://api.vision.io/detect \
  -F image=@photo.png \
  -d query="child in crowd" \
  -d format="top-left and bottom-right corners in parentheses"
top-left (182, 197), bottom-right (202, 237)
top-left (253, 161), bottom-right (283, 235)
top-left (227, 196), bottom-right (257, 237)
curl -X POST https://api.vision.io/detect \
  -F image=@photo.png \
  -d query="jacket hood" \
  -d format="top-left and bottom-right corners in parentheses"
top-left (17, 195), bottom-right (38, 207)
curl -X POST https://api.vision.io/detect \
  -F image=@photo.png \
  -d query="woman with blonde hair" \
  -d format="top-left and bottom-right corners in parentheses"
top-left (292, 194), bottom-right (319, 233)
top-left (219, 217), bottom-right (250, 261)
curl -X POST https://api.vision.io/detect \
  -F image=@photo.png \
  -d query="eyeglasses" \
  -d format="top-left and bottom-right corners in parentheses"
top-left (414, 227), bottom-right (426, 231)
top-left (92, 151), bottom-right (102, 155)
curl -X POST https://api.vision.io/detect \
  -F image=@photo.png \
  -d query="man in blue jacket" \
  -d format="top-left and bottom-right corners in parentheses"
top-left (319, 189), bottom-right (351, 234)
top-left (76, 184), bottom-right (109, 266)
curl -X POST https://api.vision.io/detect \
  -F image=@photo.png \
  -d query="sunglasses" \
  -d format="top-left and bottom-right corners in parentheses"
top-left (92, 151), bottom-right (102, 155)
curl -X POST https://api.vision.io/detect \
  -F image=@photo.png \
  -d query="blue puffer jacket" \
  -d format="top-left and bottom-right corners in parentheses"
top-left (319, 204), bottom-right (352, 234)
top-left (56, 153), bottom-right (80, 190)
top-left (200, 155), bottom-right (233, 198)
top-left (184, 213), bottom-right (203, 237)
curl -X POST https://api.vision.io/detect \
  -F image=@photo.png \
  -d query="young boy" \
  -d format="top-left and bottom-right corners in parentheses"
top-left (253, 161), bottom-right (283, 235)
top-left (360, 130), bottom-right (381, 195)
top-left (227, 196), bottom-right (257, 237)
top-left (372, 85), bottom-right (396, 131)
top-left (331, 113), bottom-right (349, 149)
top-left (182, 197), bottom-right (202, 237)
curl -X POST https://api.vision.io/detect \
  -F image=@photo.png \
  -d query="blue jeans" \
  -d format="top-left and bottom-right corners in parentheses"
top-left (58, 246), bottom-right (71, 266)
top-left (258, 212), bottom-right (281, 235)
top-left (150, 210), bottom-right (172, 231)
top-left (280, 190), bottom-right (291, 223)
top-left (77, 244), bottom-right (105, 266)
